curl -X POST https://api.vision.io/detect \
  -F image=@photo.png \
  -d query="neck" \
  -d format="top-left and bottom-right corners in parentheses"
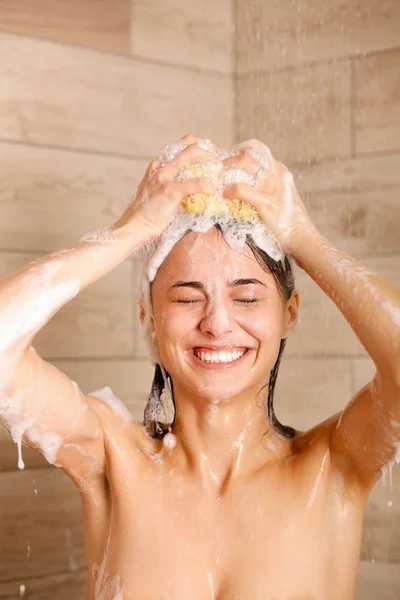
top-left (164, 382), bottom-right (292, 495)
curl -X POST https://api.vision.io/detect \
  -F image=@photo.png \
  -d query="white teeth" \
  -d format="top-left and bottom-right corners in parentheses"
top-left (194, 349), bottom-right (246, 363)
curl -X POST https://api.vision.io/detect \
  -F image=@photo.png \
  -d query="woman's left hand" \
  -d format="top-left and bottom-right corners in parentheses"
top-left (222, 140), bottom-right (318, 255)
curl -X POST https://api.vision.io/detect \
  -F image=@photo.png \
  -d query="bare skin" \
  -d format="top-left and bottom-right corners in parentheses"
top-left (0, 135), bottom-right (399, 600)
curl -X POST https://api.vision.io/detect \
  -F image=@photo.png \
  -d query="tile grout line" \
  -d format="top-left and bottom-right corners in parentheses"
top-left (0, 565), bottom-right (87, 585)
top-left (0, 136), bottom-right (154, 162)
top-left (235, 44), bottom-right (400, 79)
top-left (232, 0), bottom-right (239, 145)
top-left (0, 137), bottom-right (398, 169)
top-left (350, 57), bottom-right (357, 157)
top-left (0, 27), bottom-right (232, 78)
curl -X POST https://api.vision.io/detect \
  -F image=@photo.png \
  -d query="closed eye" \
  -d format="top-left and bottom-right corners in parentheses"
top-left (175, 299), bottom-right (259, 304)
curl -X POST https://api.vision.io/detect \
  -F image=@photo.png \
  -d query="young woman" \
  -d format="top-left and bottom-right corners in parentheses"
top-left (0, 134), bottom-right (399, 599)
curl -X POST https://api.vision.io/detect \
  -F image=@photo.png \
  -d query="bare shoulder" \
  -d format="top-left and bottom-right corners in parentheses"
top-left (290, 412), bottom-right (365, 501)
top-left (85, 391), bottom-right (159, 460)
top-left (291, 413), bottom-right (341, 456)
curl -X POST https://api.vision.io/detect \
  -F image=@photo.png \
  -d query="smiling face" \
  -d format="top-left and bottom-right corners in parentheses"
top-left (144, 227), bottom-right (299, 405)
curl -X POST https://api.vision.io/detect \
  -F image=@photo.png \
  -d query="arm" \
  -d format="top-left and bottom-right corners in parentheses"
top-left (0, 136), bottom-right (219, 477)
top-left (0, 219), bottom-right (148, 475)
top-left (222, 141), bottom-right (400, 491)
top-left (291, 229), bottom-right (400, 490)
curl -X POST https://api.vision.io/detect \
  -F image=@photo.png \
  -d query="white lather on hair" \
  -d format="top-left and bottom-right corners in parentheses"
top-left (137, 138), bottom-right (288, 369)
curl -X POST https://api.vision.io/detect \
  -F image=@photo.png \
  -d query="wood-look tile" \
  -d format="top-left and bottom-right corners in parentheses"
top-left (287, 254), bottom-right (400, 357)
top-left (0, 32), bottom-right (233, 155)
top-left (292, 153), bottom-right (400, 196)
top-left (0, 467), bottom-right (85, 582)
top-left (0, 251), bottom-right (135, 359)
top-left (0, 0), bottom-right (130, 54)
top-left (0, 142), bottom-right (148, 252)
top-left (130, 0), bottom-right (233, 72)
top-left (355, 50), bottom-right (400, 155)
top-left (236, 0), bottom-right (400, 73)
top-left (356, 559), bottom-right (400, 599)
top-left (275, 358), bottom-right (351, 431)
top-left (292, 154), bottom-right (400, 256)
top-left (303, 188), bottom-right (400, 256)
top-left (0, 569), bottom-right (87, 599)
top-left (236, 61), bottom-right (351, 164)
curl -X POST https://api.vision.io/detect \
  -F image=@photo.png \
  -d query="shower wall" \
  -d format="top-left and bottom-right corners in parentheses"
top-left (0, 0), bottom-right (233, 596)
top-left (234, 0), bottom-right (400, 596)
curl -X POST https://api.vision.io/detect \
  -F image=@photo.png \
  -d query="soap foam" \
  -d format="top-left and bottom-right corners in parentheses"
top-left (137, 138), bottom-right (288, 364)
top-left (89, 386), bottom-right (133, 424)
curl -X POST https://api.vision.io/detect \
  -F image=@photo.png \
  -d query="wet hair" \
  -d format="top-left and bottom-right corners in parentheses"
top-left (143, 224), bottom-right (296, 440)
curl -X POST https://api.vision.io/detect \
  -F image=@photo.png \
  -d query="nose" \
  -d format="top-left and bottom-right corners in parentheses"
top-left (198, 295), bottom-right (235, 338)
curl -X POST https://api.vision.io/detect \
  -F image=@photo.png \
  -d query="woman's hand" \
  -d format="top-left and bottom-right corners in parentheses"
top-left (222, 140), bottom-right (318, 255)
top-left (114, 135), bottom-right (221, 243)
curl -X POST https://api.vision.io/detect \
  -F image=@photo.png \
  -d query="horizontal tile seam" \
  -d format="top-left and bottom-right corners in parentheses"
top-left (234, 44), bottom-right (400, 78)
top-left (0, 565), bottom-right (87, 585)
top-left (1, 139), bottom-right (399, 170)
top-left (0, 137), bottom-right (158, 162)
top-left (0, 28), bottom-right (233, 78)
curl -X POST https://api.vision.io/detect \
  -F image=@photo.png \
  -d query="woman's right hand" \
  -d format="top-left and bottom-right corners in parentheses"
top-left (114, 135), bottom-right (221, 243)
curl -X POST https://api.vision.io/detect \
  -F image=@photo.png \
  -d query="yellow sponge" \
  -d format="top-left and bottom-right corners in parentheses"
top-left (179, 164), bottom-right (257, 221)
top-left (181, 193), bottom-right (256, 221)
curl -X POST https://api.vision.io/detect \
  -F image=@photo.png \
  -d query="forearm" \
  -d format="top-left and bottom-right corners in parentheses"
top-left (0, 220), bottom-right (147, 367)
top-left (292, 229), bottom-right (400, 383)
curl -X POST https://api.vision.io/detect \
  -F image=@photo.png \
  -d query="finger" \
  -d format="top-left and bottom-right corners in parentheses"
top-left (173, 178), bottom-right (219, 200)
top-left (179, 134), bottom-right (216, 152)
top-left (232, 139), bottom-right (276, 172)
top-left (223, 156), bottom-right (278, 194)
top-left (146, 157), bottom-right (163, 180)
top-left (164, 143), bottom-right (222, 180)
top-left (223, 153), bottom-right (263, 174)
top-left (223, 182), bottom-right (273, 212)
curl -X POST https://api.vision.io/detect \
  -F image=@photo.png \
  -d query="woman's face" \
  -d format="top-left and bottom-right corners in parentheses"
top-left (147, 227), bottom-right (298, 403)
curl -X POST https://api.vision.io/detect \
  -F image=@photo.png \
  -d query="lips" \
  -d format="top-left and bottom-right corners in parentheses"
top-left (189, 347), bottom-right (251, 370)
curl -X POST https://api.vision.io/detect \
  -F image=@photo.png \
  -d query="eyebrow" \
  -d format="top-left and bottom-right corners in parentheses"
top-left (168, 278), bottom-right (268, 291)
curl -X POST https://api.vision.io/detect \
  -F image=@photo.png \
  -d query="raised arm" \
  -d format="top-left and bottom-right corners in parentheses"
top-left (222, 141), bottom-right (400, 491)
top-left (291, 229), bottom-right (400, 490)
top-left (0, 137), bottom-right (219, 477)
top-left (0, 219), bottom-right (147, 475)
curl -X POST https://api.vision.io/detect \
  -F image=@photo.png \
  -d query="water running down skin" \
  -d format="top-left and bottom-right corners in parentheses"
top-left (0, 135), bottom-right (399, 599)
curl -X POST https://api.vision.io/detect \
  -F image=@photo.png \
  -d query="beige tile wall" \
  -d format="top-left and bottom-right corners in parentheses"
top-left (235, 0), bottom-right (400, 595)
top-left (0, 0), bottom-right (234, 595)
top-left (0, 0), bottom-right (398, 596)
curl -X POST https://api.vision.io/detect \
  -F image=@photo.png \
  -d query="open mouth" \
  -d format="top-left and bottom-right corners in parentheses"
top-left (189, 347), bottom-right (250, 369)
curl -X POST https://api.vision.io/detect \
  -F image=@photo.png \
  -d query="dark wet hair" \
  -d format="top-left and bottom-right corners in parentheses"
top-left (143, 224), bottom-right (296, 440)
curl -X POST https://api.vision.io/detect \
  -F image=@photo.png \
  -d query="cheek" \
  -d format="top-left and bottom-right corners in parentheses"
top-left (239, 309), bottom-right (280, 340)
top-left (156, 308), bottom-right (196, 343)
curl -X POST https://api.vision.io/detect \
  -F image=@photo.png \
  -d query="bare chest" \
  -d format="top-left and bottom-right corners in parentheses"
top-left (86, 455), bottom-right (363, 600)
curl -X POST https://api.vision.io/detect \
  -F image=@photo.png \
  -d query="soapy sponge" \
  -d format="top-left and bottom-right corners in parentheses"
top-left (179, 163), bottom-right (257, 222)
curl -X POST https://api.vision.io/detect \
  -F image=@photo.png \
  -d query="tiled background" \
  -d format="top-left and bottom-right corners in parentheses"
top-left (0, 0), bottom-right (398, 596)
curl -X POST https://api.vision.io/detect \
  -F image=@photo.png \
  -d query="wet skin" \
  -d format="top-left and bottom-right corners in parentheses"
top-left (66, 228), bottom-right (368, 600)
top-left (77, 412), bottom-right (366, 600)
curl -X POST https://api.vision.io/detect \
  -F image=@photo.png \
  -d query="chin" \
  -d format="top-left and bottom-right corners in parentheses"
top-left (189, 379), bottom-right (246, 404)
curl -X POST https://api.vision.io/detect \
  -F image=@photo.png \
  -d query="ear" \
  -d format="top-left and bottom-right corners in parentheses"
top-left (139, 303), bottom-right (156, 337)
top-left (139, 303), bottom-right (145, 326)
top-left (283, 289), bottom-right (300, 338)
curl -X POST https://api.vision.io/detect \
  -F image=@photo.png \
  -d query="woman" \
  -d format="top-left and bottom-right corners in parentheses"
top-left (0, 134), bottom-right (399, 599)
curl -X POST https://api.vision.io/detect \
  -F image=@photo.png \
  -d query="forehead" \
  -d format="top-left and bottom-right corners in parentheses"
top-left (153, 227), bottom-right (272, 285)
